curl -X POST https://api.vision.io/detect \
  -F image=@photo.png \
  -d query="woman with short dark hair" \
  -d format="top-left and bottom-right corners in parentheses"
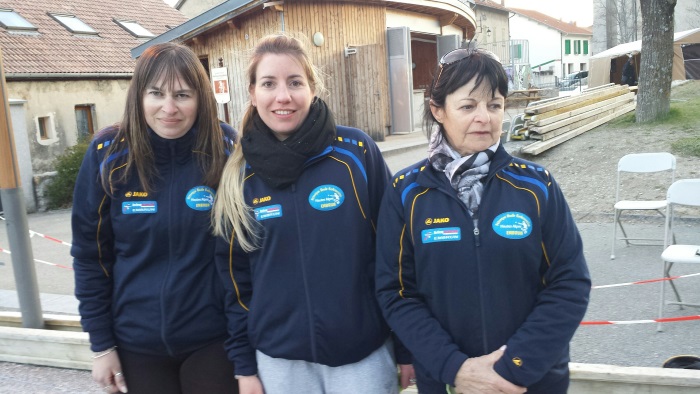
top-left (376, 47), bottom-right (591, 394)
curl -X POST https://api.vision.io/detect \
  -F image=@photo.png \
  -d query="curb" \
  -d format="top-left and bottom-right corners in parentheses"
top-left (379, 141), bottom-right (428, 158)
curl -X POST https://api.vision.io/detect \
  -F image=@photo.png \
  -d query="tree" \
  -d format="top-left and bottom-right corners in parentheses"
top-left (636, 0), bottom-right (676, 122)
top-left (594, 0), bottom-right (641, 48)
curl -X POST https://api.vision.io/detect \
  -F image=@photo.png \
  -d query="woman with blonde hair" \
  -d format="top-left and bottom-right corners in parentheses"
top-left (72, 42), bottom-right (238, 393)
top-left (213, 34), bottom-right (413, 393)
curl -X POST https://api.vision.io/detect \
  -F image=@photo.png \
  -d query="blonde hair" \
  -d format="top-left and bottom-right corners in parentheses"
top-left (212, 33), bottom-right (324, 251)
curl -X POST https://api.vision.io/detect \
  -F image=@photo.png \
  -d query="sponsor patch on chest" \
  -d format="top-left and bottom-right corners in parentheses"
top-left (492, 212), bottom-right (532, 239)
top-left (308, 184), bottom-right (344, 211)
top-left (254, 204), bottom-right (282, 221)
top-left (185, 186), bottom-right (215, 211)
top-left (122, 201), bottom-right (157, 214)
top-left (421, 227), bottom-right (461, 243)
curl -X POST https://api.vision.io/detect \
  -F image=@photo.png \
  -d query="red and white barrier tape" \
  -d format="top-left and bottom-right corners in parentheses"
top-left (28, 230), bottom-right (72, 247)
top-left (0, 246), bottom-right (73, 270)
top-left (0, 216), bottom-right (72, 247)
top-left (593, 272), bottom-right (700, 289)
top-left (582, 315), bottom-right (700, 325)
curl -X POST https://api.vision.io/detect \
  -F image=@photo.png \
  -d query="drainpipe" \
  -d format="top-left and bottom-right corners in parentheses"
top-left (0, 49), bottom-right (44, 329)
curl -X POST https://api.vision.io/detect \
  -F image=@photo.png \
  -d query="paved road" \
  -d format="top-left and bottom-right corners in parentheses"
top-left (2, 136), bottom-right (699, 392)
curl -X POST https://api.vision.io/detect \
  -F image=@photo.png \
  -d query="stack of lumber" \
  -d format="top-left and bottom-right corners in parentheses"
top-left (515, 84), bottom-right (636, 155)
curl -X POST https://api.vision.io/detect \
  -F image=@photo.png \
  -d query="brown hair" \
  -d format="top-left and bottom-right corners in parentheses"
top-left (101, 42), bottom-right (227, 193)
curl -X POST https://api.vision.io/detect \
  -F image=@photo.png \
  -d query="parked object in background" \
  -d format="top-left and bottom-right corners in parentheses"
top-left (559, 71), bottom-right (589, 90)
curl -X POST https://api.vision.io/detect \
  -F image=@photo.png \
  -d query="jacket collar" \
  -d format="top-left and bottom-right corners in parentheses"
top-left (149, 126), bottom-right (197, 164)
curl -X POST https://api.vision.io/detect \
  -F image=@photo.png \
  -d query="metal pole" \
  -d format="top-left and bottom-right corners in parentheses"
top-left (0, 48), bottom-right (44, 328)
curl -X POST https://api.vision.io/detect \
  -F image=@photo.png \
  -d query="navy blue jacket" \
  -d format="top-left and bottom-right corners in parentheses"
top-left (71, 123), bottom-right (236, 356)
top-left (216, 126), bottom-right (404, 376)
top-left (375, 144), bottom-right (590, 392)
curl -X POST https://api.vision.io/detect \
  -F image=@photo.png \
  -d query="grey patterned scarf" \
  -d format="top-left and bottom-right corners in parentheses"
top-left (428, 129), bottom-right (498, 226)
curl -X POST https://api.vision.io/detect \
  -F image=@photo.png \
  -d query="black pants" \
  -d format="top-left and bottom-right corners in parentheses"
top-left (118, 340), bottom-right (238, 394)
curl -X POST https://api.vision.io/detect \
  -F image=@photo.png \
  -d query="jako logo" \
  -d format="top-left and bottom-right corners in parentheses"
top-left (425, 217), bottom-right (449, 225)
top-left (125, 191), bottom-right (148, 198)
top-left (253, 196), bottom-right (271, 205)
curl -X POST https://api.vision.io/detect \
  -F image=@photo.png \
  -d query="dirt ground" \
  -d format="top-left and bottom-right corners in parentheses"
top-left (506, 81), bottom-right (700, 223)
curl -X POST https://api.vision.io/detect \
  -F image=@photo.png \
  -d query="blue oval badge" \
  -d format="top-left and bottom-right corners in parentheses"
top-left (185, 186), bottom-right (215, 211)
top-left (308, 185), bottom-right (344, 211)
top-left (492, 212), bottom-right (532, 239)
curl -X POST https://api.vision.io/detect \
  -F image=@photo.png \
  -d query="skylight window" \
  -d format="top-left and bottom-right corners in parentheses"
top-left (49, 13), bottom-right (97, 35)
top-left (0, 9), bottom-right (37, 31)
top-left (114, 19), bottom-right (154, 38)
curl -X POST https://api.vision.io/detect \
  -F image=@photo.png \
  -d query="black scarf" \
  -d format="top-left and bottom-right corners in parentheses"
top-left (241, 97), bottom-right (336, 189)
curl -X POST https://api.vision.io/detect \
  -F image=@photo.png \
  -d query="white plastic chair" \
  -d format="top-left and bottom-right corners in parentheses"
top-left (610, 152), bottom-right (676, 260)
top-left (657, 179), bottom-right (700, 331)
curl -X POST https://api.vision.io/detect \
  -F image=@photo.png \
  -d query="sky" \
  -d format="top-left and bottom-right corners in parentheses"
top-left (163, 0), bottom-right (596, 28)
top-left (504, 0), bottom-right (594, 27)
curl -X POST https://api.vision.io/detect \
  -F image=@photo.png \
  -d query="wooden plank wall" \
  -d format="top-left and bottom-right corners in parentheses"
top-left (287, 1), bottom-right (389, 140)
top-left (188, 1), bottom-right (390, 140)
top-left (188, 9), bottom-right (280, 130)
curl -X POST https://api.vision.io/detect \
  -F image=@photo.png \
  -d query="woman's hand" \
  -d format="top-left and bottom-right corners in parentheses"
top-left (92, 351), bottom-right (128, 393)
top-left (238, 375), bottom-right (264, 394)
top-left (454, 346), bottom-right (526, 394)
top-left (399, 364), bottom-right (416, 389)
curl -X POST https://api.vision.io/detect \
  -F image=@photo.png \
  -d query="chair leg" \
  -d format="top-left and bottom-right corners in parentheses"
top-left (665, 262), bottom-right (684, 308)
top-left (611, 210), bottom-right (619, 259)
top-left (617, 212), bottom-right (631, 246)
top-left (658, 260), bottom-right (667, 332)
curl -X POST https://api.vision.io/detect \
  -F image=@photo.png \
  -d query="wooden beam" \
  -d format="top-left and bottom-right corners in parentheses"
top-left (526, 87), bottom-right (629, 118)
top-left (531, 98), bottom-right (634, 140)
top-left (521, 103), bottom-right (636, 155)
top-left (525, 85), bottom-right (628, 115)
top-left (226, 20), bottom-right (238, 30)
top-left (530, 92), bottom-right (635, 126)
top-left (439, 13), bottom-right (458, 27)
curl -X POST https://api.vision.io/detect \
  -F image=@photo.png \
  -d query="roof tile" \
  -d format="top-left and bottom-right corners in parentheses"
top-left (0, 0), bottom-right (188, 75)
top-left (510, 8), bottom-right (592, 35)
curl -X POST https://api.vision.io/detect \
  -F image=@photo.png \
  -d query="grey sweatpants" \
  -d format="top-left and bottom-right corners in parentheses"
top-left (256, 340), bottom-right (398, 394)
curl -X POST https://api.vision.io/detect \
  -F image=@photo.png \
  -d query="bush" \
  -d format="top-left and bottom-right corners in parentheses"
top-left (44, 139), bottom-right (90, 209)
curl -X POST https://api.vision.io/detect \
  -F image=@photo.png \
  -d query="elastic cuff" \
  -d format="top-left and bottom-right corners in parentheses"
top-left (440, 351), bottom-right (469, 386)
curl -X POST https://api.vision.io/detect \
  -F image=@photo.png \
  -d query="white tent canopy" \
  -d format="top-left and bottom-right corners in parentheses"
top-left (588, 28), bottom-right (700, 87)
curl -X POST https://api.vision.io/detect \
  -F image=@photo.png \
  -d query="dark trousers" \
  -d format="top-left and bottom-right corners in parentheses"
top-left (118, 340), bottom-right (238, 394)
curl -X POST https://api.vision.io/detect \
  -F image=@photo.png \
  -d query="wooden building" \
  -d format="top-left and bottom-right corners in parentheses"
top-left (134, 0), bottom-right (477, 140)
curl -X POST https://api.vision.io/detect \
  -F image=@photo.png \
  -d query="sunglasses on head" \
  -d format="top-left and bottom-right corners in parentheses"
top-left (434, 48), bottom-right (501, 89)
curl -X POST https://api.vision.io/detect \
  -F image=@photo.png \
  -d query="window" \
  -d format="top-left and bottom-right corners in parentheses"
top-left (38, 117), bottom-right (50, 140)
top-left (565, 40), bottom-right (571, 55)
top-left (574, 40), bottom-right (581, 55)
top-left (511, 44), bottom-right (522, 60)
top-left (49, 13), bottom-right (97, 35)
top-left (114, 19), bottom-right (154, 38)
top-left (35, 114), bottom-right (57, 145)
top-left (583, 40), bottom-right (589, 55)
top-left (0, 9), bottom-right (36, 31)
top-left (75, 105), bottom-right (95, 139)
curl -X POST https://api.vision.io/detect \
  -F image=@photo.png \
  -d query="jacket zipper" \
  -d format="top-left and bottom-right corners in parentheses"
top-left (160, 143), bottom-right (176, 356)
top-left (291, 183), bottom-right (319, 361)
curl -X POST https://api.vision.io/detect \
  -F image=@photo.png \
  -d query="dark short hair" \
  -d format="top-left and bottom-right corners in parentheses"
top-left (424, 49), bottom-right (508, 138)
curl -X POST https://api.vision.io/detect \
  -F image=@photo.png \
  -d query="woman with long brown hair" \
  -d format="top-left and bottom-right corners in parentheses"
top-left (72, 42), bottom-right (238, 394)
